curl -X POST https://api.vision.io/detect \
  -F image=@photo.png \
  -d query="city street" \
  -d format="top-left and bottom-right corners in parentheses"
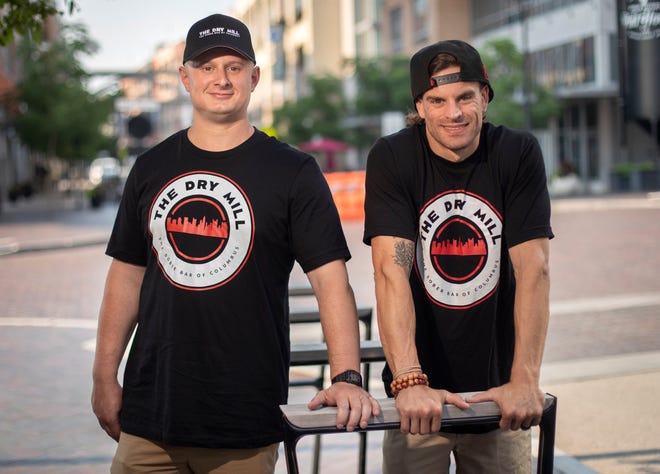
top-left (1, 192), bottom-right (659, 473)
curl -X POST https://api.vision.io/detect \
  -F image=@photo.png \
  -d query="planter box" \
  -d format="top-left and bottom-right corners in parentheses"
top-left (610, 170), bottom-right (659, 192)
top-left (610, 172), bottom-right (631, 192)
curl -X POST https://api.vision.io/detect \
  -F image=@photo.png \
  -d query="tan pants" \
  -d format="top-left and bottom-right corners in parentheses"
top-left (111, 432), bottom-right (279, 474)
top-left (383, 428), bottom-right (531, 474)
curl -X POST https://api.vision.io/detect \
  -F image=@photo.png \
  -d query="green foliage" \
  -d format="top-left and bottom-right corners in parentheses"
top-left (612, 161), bottom-right (656, 175)
top-left (481, 38), bottom-right (560, 129)
top-left (272, 56), bottom-right (412, 147)
top-left (0, 0), bottom-right (78, 46)
top-left (13, 22), bottom-right (116, 161)
top-left (348, 56), bottom-right (411, 116)
top-left (273, 75), bottom-right (347, 145)
top-left (346, 56), bottom-right (411, 146)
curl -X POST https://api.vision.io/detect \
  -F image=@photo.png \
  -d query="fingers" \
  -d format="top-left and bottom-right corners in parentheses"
top-left (466, 387), bottom-right (543, 431)
top-left (96, 416), bottom-right (121, 441)
top-left (501, 412), bottom-right (538, 431)
top-left (313, 385), bottom-right (379, 432)
top-left (399, 406), bottom-right (442, 435)
top-left (92, 381), bottom-right (123, 441)
top-left (498, 399), bottom-right (543, 431)
top-left (335, 398), bottom-right (351, 430)
top-left (502, 411), bottom-right (542, 431)
top-left (344, 393), bottom-right (380, 431)
top-left (345, 394), bottom-right (369, 431)
top-left (396, 387), bottom-right (448, 435)
top-left (444, 391), bottom-right (470, 409)
top-left (464, 390), bottom-right (492, 404)
top-left (306, 390), bottom-right (329, 411)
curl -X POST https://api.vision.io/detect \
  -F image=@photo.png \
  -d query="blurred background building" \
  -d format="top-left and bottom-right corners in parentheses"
top-left (1, 0), bottom-right (658, 206)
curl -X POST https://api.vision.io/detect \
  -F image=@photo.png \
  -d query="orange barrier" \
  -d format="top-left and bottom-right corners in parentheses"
top-left (323, 171), bottom-right (366, 221)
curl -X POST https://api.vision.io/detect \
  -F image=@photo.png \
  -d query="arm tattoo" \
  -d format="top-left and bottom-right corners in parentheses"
top-left (393, 239), bottom-right (414, 273)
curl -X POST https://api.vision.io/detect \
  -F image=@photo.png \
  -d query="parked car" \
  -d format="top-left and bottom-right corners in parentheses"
top-left (88, 157), bottom-right (123, 207)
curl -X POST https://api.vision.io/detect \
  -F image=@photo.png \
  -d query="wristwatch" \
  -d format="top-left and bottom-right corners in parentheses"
top-left (331, 369), bottom-right (363, 387)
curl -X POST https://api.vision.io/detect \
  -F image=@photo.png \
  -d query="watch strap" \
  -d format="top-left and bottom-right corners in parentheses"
top-left (331, 369), bottom-right (363, 387)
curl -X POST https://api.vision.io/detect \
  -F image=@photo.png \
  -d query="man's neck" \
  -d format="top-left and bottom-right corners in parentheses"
top-left (187, 119), bottom-right (255, 152)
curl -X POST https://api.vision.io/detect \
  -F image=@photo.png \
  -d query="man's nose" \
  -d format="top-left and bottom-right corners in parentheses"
top-left (214, 70), bottom-right (231, 87)
top-left (445, 100), bottom-right (463, 120)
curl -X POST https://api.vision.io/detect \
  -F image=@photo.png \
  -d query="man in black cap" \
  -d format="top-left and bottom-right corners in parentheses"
top-left (363, 39), bottom-right (553, 473)
top-left (92, 13), bottom-right (379, 473)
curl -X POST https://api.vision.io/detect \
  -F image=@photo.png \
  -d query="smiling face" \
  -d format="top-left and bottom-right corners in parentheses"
top-left (415, 65), bottom-right (490, 162)
top-left (179, 48), bottom-right (260, 126)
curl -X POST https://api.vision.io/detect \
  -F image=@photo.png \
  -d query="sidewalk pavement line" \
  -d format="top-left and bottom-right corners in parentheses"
top-left (552, 195), bottom-right (660, 213)
top-left (541, 350), bottom-right (660, 384)
top-left (531, 435), bottom-right (599, 474)
top-left (0, 237), bottom-right (19, 255)
top-left (0, 234), bottom-right (109, 256)
top-left (550, 292), bottom-right (660, 315)
top-left (3, 316), bottom-right (660, 387)
top-left (0, 317), bottom-right (97, 329)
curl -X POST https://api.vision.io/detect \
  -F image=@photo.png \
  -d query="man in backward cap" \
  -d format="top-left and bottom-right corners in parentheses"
top-left (363, 40), bottom-right (553, 473)
top-left (92, 13), bottom-right (379, 473)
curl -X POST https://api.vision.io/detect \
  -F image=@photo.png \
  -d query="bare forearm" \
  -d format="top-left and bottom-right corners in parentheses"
top-left (511, 279), bottom-right (549, 383)
top-left (93, 259), bottom-right (145, 383)
top-left (509, 239), bottom-right (550, 385)
top-left (308, 260), bottom-right (361, 376)
top-left (372, 237), bottom-right (419, 374)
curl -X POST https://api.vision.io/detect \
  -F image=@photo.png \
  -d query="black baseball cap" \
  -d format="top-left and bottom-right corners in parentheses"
top-left (183, 14), bottom-right (255, 64)
top-left (410, 40), bottom-right (494, 103)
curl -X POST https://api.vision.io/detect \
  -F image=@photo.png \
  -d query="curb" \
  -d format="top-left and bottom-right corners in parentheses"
top-left (0, 234), bottom-right (109, 256)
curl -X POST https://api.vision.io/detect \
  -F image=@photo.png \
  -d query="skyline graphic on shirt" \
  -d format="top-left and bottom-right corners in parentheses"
top-left (166, 215), bottom-right (229, 238)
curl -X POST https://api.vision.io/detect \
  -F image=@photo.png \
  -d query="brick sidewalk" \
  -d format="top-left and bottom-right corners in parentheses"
top-left (1, 191), bottom-right (660, 473)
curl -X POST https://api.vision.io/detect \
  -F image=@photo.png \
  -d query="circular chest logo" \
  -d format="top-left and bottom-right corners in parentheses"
top-left (416, 192), bottom-right (502, 308)
top-left (149, 172), bottom-right (254, 290)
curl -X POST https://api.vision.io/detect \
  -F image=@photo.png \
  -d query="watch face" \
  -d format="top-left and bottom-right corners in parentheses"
top-left (334, 370), bottom-right (362, 386)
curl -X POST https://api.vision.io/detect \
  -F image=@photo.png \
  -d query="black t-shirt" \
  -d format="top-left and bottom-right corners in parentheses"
top-left (364, 122), bottom-right (553, 396)
top-left (107, 129), bottom-right (350, 448)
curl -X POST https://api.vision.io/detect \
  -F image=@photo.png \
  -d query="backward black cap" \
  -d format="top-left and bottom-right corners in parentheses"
top-left (183, 14), bottom-right (255, 64)
top-left (410, 40), bottom-right (494, 103)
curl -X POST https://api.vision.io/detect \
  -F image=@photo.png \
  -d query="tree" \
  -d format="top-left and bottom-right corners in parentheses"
top-left (348, 56), bottom-right (411, 116)
top-left (480, 38), bottom-right (560, 129)
top-left (273, 75), bottom-right (347, 146)
top-left (0, 0), bottom-right (78, 46)
top-left (272, 56), bottom-right (412, 148)
top-left (13, 22), bottom-right (116, 162)
top-left (345, 56), bottom-right (411, 147)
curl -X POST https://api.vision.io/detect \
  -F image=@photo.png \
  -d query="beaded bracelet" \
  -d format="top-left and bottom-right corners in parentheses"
top-left (392, 365), bottom-right (422, 380)
top-left (390, 371), bottom-right (429, 396)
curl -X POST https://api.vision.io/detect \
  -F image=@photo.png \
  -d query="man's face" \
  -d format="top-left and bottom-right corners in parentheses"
top-left (415, 66), bottom-right (490, 162)
top-left (179, 48), bottom-right (260, 124)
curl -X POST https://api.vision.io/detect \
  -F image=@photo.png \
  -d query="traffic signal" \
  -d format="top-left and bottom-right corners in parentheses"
top-left (127, 113), bottom-right (152, 139)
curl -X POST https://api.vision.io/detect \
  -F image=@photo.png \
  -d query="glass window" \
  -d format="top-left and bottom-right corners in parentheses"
top-left (390, 7), bottom-right (403, 54)
top-left (413, 0), bottom-right (429, 43)
top-left (531, 36), bottom-right (595, 88)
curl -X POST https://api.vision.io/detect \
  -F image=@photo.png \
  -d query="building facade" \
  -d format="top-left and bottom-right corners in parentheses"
top-left (231, 0), bottom-right (658, 193)
top-left (113, 0), bottom-right (657, 193)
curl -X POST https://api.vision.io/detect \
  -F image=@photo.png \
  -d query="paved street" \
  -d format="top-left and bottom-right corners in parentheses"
top-left (1, 192), bottom-right (659, 473)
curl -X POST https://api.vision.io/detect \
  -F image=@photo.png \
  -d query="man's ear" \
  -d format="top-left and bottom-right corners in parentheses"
top-left (481, 86), bottom-right (490, 113)
top-left (414, 97), bottom-right (424, 119)
top-left (179, 65), bottom-right (191, 92)
top-left (251, 65), bottom-right (261, 92)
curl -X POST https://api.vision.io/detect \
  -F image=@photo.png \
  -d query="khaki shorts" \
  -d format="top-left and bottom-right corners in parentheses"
top-left (383, 428), bottom-right (531, 474)
top-left (111, 432), bottom-right (279, 474)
